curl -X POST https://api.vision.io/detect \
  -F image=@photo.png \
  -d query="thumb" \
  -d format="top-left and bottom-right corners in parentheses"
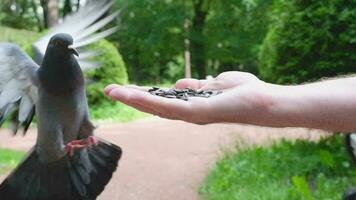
top-left (175, 78), bottom-right (208, 90)
top-left (199, 79), bottom-right (225, 91)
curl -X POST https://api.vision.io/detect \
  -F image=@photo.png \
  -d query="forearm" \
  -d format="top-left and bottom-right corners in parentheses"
top-left (261, 77), bottom-right (356, 132)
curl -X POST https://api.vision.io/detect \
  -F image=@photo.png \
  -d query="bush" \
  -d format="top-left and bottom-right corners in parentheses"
top-left (258, 0), bottom-right (356, 84)
top-left (85, 39), bottom-right (128, 106)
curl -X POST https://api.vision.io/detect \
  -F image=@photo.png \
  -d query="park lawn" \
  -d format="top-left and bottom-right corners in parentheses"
top-left (90, 101), bottom-right (149, 123)
top-left (0, 26), bottom-right (39, 47)
top-left (200, 135), bottom-right (356, 200)
top-left (0, 148), bottom-right (25, 175)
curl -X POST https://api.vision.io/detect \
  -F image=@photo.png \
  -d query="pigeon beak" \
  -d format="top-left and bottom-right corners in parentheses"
top-left (68, 45), bottom-right (79, 57)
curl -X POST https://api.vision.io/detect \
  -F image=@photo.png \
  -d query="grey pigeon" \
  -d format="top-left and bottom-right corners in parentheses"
top-left (0, 2), bottom-right (122, 200)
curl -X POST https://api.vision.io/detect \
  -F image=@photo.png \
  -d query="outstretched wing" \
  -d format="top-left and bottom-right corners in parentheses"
top-left (33, 0), bottom-right (119, 70)
top-left (0, 43), bottom-right (39, 135)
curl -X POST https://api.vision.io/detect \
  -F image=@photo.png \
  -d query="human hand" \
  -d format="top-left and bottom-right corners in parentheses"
top-left (104, 71), bottom-right (269, 124)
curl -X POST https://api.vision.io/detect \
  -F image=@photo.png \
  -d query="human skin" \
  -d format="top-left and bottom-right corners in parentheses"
top-left (104, 71), bottom-right (356, 132)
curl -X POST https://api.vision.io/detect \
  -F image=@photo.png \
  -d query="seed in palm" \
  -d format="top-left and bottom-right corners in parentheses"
top-left (148, 87), bottom-right (222, 101)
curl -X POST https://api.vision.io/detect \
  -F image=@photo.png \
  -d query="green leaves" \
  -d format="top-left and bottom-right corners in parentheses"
top-left (85, 39), bottom-right (128, 107)
top-left (258, 0), bottom-right (356, 84)
top-left (114, 0), bottom-right (273, 83)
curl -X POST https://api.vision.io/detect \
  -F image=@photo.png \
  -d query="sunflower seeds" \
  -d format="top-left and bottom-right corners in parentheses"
top-left (148, 87), bottom-right (222, 101)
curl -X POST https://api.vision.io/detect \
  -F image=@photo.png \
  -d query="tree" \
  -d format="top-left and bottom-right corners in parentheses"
top-left (114, 0), bottom-right (273, 83)
top-left (0, 0), bottom-right (41, 30)
top-left (40, 0), bottom-right (59, 28)
top-left (259, 0), bottom-right (356, 84)
top-left (0, 0), bottom-right (83, 30)
top-left (190, 0), bottom-right (209, 79)
top-left (114, 0), bottom-right (186, 83)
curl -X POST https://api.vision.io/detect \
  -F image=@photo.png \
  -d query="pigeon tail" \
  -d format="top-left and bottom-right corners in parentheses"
top-left (0, 137), bottom-right (122, 200)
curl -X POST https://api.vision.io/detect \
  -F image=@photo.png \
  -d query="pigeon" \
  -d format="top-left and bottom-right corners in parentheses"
top-left (343, 133), bottom-right (356, 200)
top-left (345, 133), bottom-right (356, 163)
top-left (0, 1), bottom-right (122, 200)
top-left (343, 187), bottom-right (356, 200)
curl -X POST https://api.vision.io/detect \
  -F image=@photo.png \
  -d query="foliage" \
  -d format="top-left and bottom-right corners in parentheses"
top-left (0, 148), bottom-right (25, 174)
top-left (114, 0), bottom-right (186, 83)
top-left (0, 0), bottom-right (41, 31)
top-left (114, 0), bottom-right (273, 83)
top-left (0, 0), bottom-right (82, 31)
top-left (200, 135), bottom-right (356, 200)
top-left (85, 39), bottom-right (128, 107)
top-left (204, 0), bottom-right (273, 75)
top-left (259, 0), bottom-right (356, 84)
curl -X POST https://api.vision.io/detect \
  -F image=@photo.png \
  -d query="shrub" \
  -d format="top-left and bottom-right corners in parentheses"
top-left (258, 0), bottom-right (356, 84)
top-left (85, 39), bottom-right (128, 106)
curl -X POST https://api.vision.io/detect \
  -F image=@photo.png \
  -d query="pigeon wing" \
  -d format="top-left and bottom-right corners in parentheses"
top-left (32, 0), bottom-right (119, 70)
top-left (0, 43), bottom-right (39, 135)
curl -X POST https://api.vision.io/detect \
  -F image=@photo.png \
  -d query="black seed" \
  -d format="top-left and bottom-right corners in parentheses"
top-left (148, 87), bottom-right (222, 100)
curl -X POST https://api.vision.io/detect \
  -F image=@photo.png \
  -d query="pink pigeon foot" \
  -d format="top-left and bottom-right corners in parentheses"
top-left (65, 136), bottom-right (98, 156)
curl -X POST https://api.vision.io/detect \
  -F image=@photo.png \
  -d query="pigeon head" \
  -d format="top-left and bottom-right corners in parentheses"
top-left (48, 33), bottom-right (79, 56)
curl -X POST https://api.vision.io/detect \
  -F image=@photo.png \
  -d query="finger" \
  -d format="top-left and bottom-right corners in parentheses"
top-left (107, 87), bottom-right (163, 115)
top-left (108, 86), bottom-right (193, 119)
top-left (199, 80), bottom-right (225, 91)
top-left (175, 78), bottom-right (208, 90)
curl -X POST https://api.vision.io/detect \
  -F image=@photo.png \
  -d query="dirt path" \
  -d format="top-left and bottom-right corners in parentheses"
top-left (0, 117), bottom-right (329, 200)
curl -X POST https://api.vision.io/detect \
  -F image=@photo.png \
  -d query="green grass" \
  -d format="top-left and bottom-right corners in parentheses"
top-left (200, 135), bottom-right (356, 200)
top-left (0, 26), bottom-right (39, 48)
top-left (90, 102), bottom-right (149, 122)
top-left (0, 148), bottom-right (25, 175)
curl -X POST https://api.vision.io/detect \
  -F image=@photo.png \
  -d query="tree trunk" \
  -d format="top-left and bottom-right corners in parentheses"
top-left (62, 0), bottom-right (73, 17)
top-left (191, 0), bottom-right (208, 79)
top-left (47, 0), bottom-right (58, 27)
top-left (76, 0), bottom-right (81, 11)
top-left (184, 18), bottom-right (191, 78)
top-left (40, 0), bottom-right (58, 28)
top-left (40, 0), bottom-right (48, 28)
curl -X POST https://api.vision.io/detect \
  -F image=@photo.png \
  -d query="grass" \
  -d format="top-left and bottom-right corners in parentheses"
top-left (90, 102), bottom-right (149, 123)
top-left (0, 148), bottom-right (25, 175)
top-left (200, 135), bottom-right (356, 200)
top-left (0, 26), bottom-right (39, 48)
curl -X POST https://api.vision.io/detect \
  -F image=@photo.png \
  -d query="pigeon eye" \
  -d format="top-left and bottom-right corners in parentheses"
top-left (54, 41), bottom-right (65, 46)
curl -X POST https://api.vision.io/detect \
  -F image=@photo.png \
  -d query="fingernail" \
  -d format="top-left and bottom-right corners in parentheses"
top-left (108, 88), bottom-right (125, 99)
top-left (104, 84), bottom-right (121, 95)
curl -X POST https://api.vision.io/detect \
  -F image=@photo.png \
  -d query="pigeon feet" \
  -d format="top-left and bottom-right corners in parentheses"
top-left (65, 136), bottom-right (98, 156)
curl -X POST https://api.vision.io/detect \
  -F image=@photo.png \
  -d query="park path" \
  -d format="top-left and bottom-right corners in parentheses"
top-left (0, 117), bottom-right (328, 200)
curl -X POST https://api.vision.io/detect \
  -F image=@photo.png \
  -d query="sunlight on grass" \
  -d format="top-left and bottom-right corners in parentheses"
top-left (0, 148), bottom-right (25, 175)
top-left (0, 26), bottom-right (39, 47)
top-left (90, 102), bottom-right (150, 123)
top-left (200, 135), bottom-right (356, 200)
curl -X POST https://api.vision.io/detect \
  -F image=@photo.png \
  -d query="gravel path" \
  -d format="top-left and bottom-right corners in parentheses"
top-left (0, 117), bottom-right (329, 200)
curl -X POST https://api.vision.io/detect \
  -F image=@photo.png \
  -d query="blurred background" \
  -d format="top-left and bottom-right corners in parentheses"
top-left (1, 0), bottom-right (355, 85)
top-left (0, 0), bottom-right (356, 199)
